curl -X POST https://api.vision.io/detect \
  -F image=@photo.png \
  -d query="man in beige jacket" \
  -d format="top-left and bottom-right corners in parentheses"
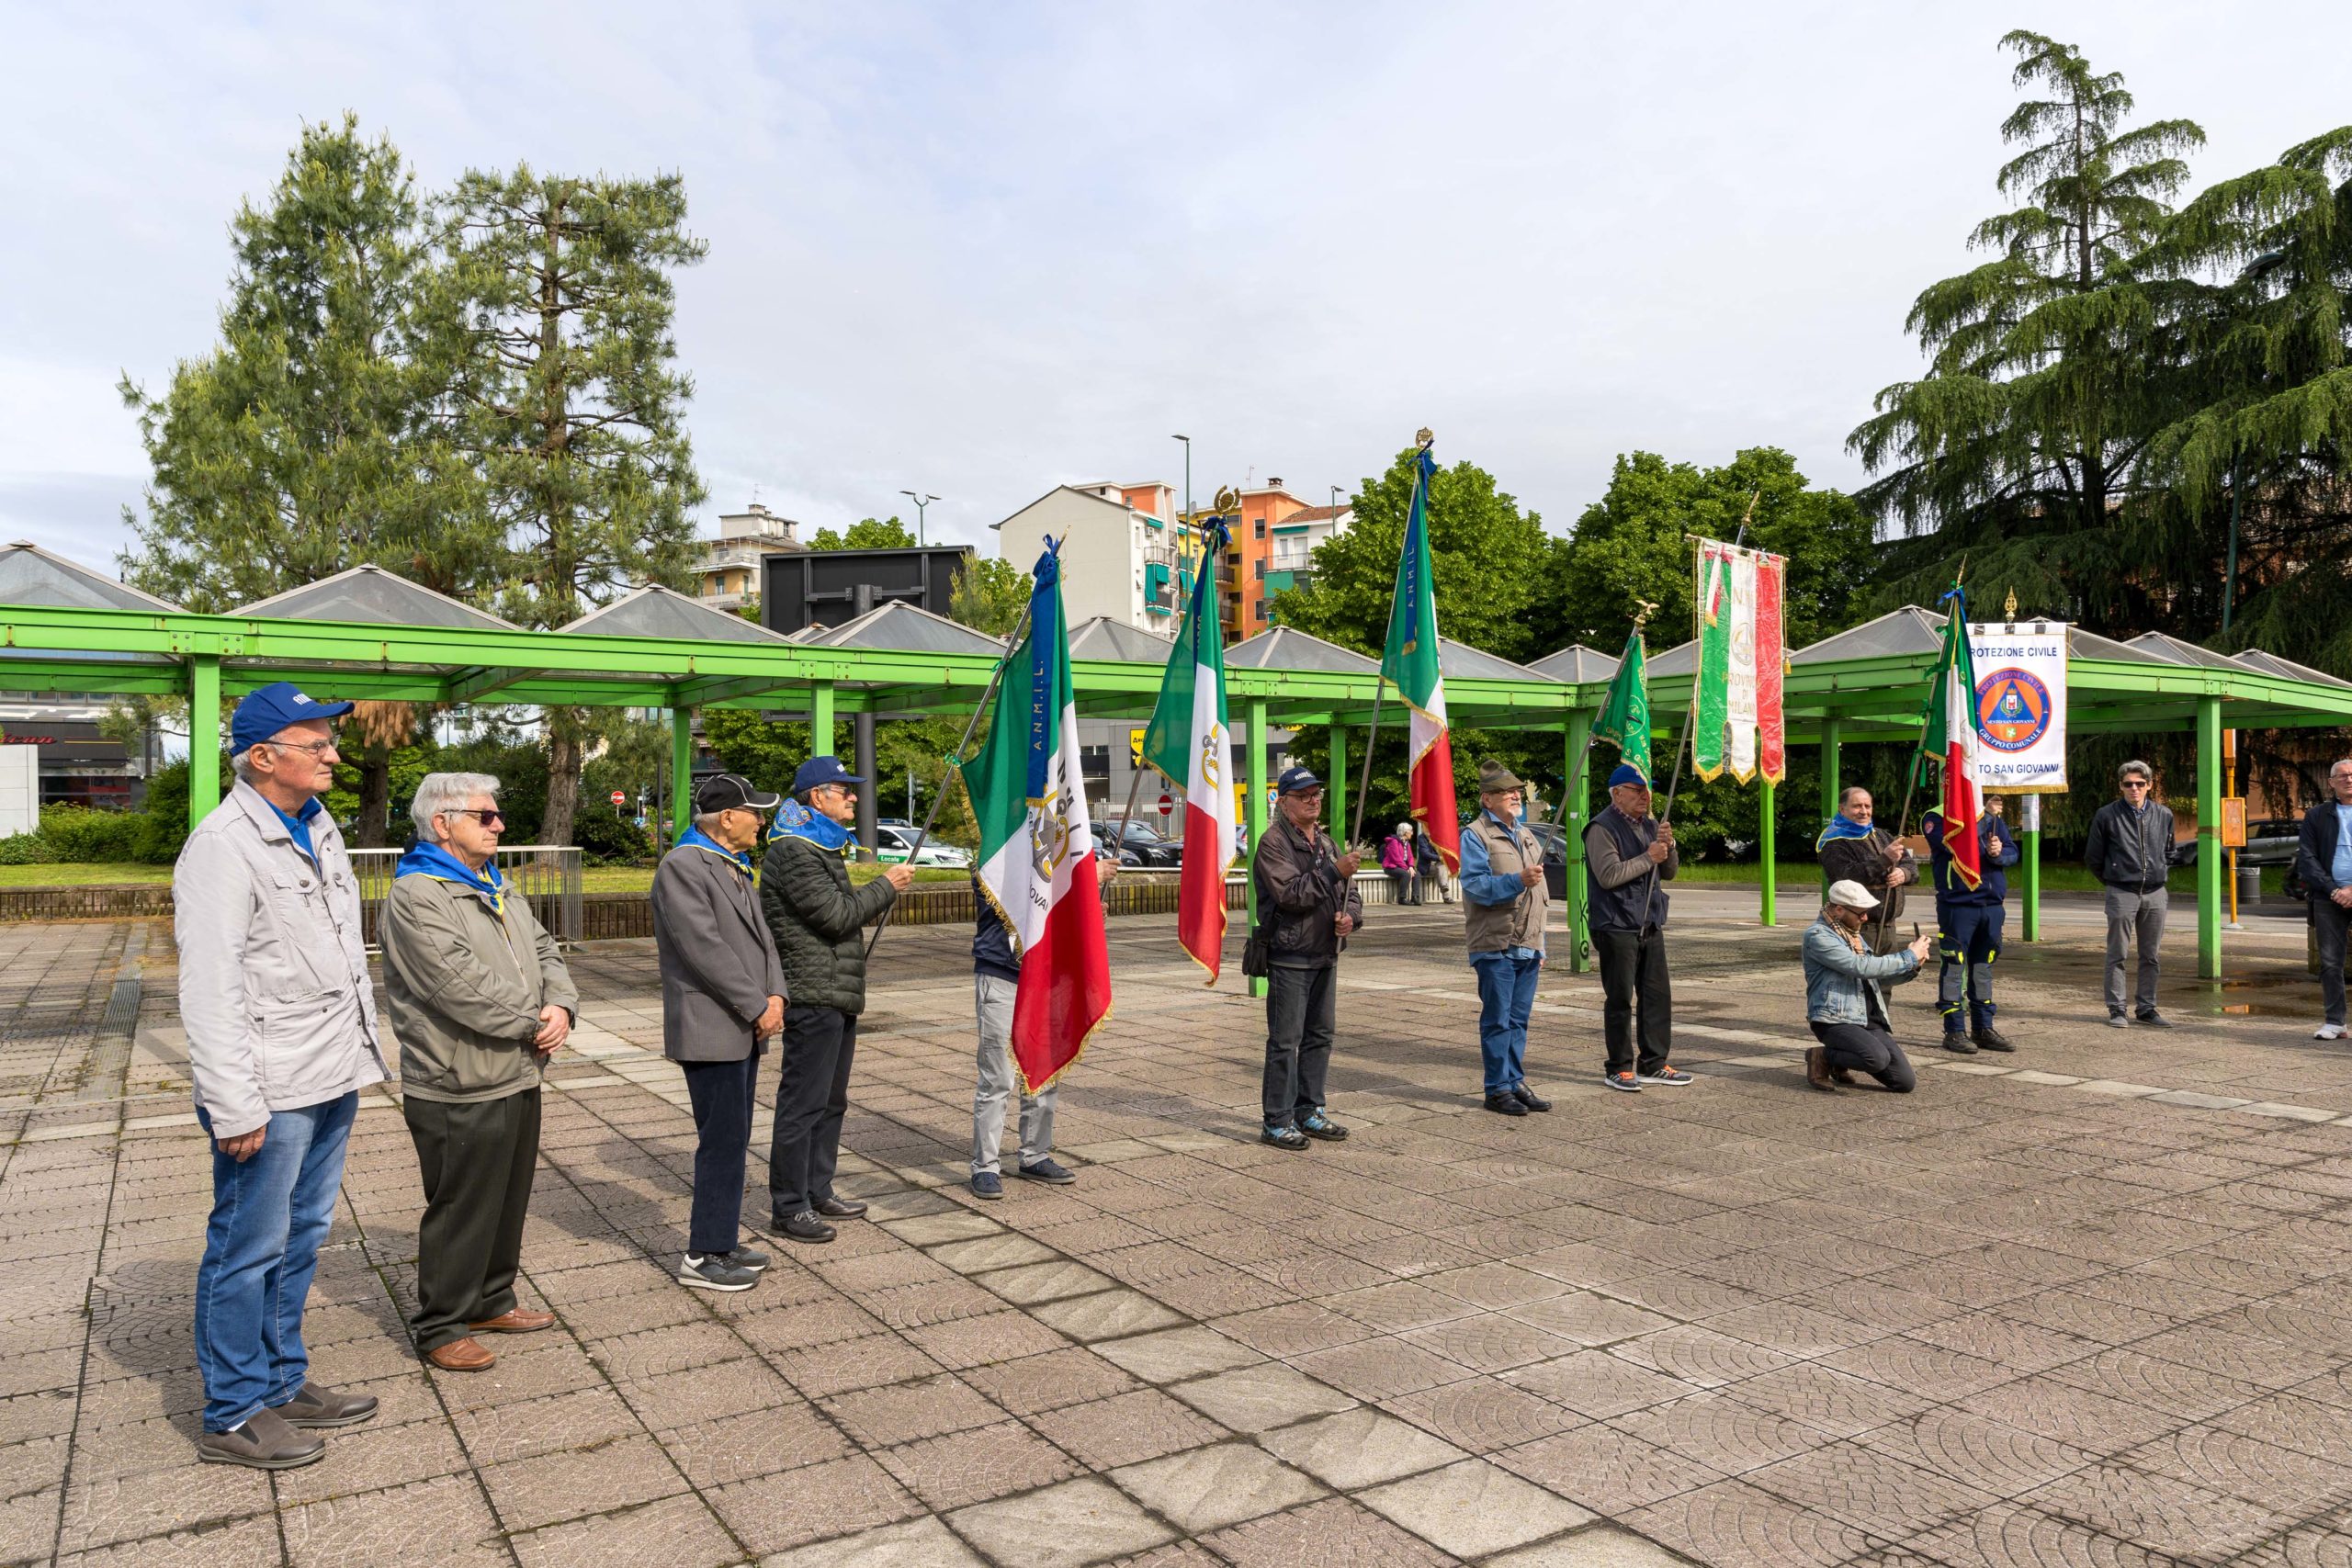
top-left (383, 773), bottom-right (578, 1372)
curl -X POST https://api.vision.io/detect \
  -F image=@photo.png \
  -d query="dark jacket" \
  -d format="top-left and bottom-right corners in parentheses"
top-left (1925, 808), bottom-right (2020, 906)
top-left (2085, 796), bottom-right (2174, 893)
top-left (1819, 827), bottom-right (1917, 931)
top-left (1586, 806), bottom-right (1678, 933)
top-left (1414, 832), bottom-right (1443, 874)
top-left (1251, 814), bottom-right (1364, 968)
top-left (650, 840), bottom-right (787, 1063)
top-left (973, 874), bottom-right (1020, 983)
top-left (761, 833), bottom-right (899, 1014)
top-left (2296, 800), bottom-right (2352, 896)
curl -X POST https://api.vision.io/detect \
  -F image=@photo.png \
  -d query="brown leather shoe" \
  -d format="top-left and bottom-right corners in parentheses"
top-left (468, 1309), bottom-right (555, 1334)
top-left (424, 1337), bottom-right (496, 1371)
top-left (1804, 1047), bottom-right (1838, 1093)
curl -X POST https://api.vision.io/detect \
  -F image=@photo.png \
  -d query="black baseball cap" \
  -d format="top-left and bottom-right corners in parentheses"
top-left (694, 773), bottom-right (782, 814)
top-left (1276, 766), bottom-right (1323, 795)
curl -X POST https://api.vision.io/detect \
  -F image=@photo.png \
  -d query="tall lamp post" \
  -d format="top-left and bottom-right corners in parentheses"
top-left (899, 491), bottom-right (940, 547)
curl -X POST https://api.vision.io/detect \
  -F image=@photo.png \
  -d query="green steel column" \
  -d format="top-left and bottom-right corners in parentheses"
top-left (1564, 711), bottom-right (1591, 972)
top-left (1818, 716), bottom-right (1841, 829)
top-left (1328, 726), bottom-right (1347, 841)
top-left (2022, 816), bottom-right (2041, 942)
top-left (809, 680), bottom-right (835, 761)
top-left (670, 705), bottom-right (694, 839)
top-left (1758, 776), bottom-right (1777, 926)
top-left (1247, 699), bottom-right (1269, 999)
top-left (187, 653), bottom-right (221, 829)
top-left (2198, 694), bottom-right (2223, 980)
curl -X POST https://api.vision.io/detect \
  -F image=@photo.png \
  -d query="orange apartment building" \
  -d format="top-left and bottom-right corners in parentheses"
top-left (1223, 479), bottom-right (1355, 637)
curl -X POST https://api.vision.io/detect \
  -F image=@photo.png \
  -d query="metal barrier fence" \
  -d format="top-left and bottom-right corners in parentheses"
top-left (348, 846), bottom-right (583, 951)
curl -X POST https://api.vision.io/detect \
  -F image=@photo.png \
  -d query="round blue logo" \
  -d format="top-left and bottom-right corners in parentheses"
top-left (1975, 668), bottom-right (2052, 753)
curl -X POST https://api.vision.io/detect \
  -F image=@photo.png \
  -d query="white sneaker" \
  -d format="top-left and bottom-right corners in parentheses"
top-left (2317, 1022), bottom-right (2346, 1041)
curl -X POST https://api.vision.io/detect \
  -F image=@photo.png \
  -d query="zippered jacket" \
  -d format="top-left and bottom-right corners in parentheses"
top-left (382, 873), bottom-right (579, 1102)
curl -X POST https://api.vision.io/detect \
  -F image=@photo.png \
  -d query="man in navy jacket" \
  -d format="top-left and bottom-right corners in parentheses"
top-left (1924, 795), bottom-right (2022, 1055)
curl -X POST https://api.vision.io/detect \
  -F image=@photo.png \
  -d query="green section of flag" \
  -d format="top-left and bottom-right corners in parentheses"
top-left (1380, 449), bottom-right (1443, 714)
top-left (1692, 546), bottom-right (1731, 778)
top-left (1142, 532), bottom-right (1226, 781)
top-left (1590, 631), bottom-right (1651, 782)
top-left (1920, 589), bottom-right (1978, 759)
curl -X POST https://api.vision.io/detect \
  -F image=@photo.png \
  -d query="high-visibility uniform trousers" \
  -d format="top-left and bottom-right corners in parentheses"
top-left (1937, 900), bottom-right (2003, 1035)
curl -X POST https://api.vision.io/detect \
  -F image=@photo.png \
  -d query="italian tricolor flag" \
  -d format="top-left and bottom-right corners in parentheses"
top-left (1924, 587), bottom-right (1984, 890)
top-left (1691, 538), bottom-right (1787, 784)
top-left (1383, 447), bottom-right (1459, 873)
top-left (1141, 524), bottom-right (1238, 983)
top-left (959, 547), bottom-right (1114, 1091)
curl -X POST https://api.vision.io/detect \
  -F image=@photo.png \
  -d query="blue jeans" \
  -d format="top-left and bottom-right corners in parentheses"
top-left (1470, 949), bottom-right (1543, 1095)
top-left (194, 1092), bottom-right (357, 1433)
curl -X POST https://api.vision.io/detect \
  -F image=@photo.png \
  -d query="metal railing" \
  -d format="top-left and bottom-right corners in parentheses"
top-left (348, 845), bottom-right (583, 952)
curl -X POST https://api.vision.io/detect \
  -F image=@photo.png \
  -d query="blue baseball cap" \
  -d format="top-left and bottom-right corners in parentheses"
top-left (229, 682), bottom-right (356, 757)
top-left (1606, 763), bottom-right (1650, 789)
top-left (792, 755), bottom-right (866, 795)
top-left (1276, 766), bottom-right (1322, 795)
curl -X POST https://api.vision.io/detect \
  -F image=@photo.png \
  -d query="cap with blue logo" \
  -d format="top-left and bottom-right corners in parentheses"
top-left (1276, 766), bottom-right (1323, 795)
top-left (229, 682), bottom-right (356, 757)
top-left (791, 755), bottom-right (866, 795)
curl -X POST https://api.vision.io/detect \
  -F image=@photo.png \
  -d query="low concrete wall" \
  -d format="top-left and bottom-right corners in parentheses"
top-left (0, 885), bottom-right (174, 922)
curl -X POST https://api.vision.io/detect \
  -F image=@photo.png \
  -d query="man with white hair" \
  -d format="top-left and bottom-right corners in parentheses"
top-left (2295, 758), bottom-right (2352, 1040)
top-left (1802, 880), bottom-right (1936, 1094)
top-left (382, 773), bottom-right (578, 1372)
top-left (175, 682), bottom-right (386, 1469)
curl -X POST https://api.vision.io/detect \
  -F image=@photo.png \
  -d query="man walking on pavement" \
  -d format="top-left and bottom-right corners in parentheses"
top-left (175, 683), bottom-right (387, 1469)
top-left (2295, 758), bottom-right (2352, 1041)
top-left (2085, 761), bottom-right (2177, 1028)
top-left (1252, 767), bottom-right (1364, 1149)
top-left (650, 773), bottom-right (786, 1292)
top-left (382, 772), bottom-right (578, 1371)
top-left (1923, 794), bottom-right (2022, 1055)
top-left (1816, 786), bottom-right (1919, 955)
top-left (762, 756), bottom-right (912, 1243)
top-left (1460, 760), bottom-right (1553, 1116)
top-left (1585, 764), bottom-right (1691, 1093)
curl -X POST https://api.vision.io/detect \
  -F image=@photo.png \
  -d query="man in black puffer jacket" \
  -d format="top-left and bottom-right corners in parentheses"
top-left (760, 756), bottom-right (911, 1244)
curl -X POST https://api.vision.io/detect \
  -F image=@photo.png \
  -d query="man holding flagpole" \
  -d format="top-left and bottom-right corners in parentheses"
top-left (1141, 517), bottom-right (1240, 984)
top-left (1381, 436), bottom-right (1460, 878)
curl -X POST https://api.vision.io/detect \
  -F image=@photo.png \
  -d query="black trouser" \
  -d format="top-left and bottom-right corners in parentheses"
top-left (1809, 1020), bottom-right (1917, 1093)
top-left (2318, 896), bottom-right (2351, 1028)
top-left (1594, 927), bottom-right (1671, 1077)
top-left (1262, 962), bottom-right (1336, 1124)
top-left (403, 1088), bottom-right (541, 1352)
top-left (682, 1054), bottom-right (759, 1256)
top-left (770, 1006), bottom-right (858, 1216)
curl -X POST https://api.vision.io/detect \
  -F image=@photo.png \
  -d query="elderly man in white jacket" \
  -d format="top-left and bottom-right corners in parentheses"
top-left (175, 683), bottom-right (388, 1471)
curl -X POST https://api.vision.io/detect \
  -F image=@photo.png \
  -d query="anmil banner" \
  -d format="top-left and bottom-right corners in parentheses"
top-left (1967, 622), bottom-right (2068, 795)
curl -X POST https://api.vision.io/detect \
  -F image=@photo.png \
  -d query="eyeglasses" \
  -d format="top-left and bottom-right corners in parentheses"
top-left (442, 808), bottom-right (505, 826)
top-left (263, 735), bottom-right (339, 758)
top-left (2121, 779), bottom-right (2151, 788)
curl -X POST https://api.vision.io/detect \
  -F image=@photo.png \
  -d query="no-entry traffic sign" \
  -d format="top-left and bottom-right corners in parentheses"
top-left (1158, 793), bottom-right (1173, 818)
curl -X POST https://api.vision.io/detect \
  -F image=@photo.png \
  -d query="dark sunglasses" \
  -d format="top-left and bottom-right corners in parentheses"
top-left (443, 807), bottom-right (505, 826)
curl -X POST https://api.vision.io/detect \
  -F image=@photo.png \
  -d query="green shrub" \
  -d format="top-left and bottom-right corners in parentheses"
top-left (37, 806), bottom-right (146, 863)
top-left (572, 805), bottom-right (653, 866)
top-left (0, 831), bottom-right (56, 865)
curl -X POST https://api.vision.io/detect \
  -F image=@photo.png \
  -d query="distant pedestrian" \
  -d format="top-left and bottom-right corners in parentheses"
top-left (1803, 880), bottom-right (1936, 1093)
top-left (1251, 767), bottom-right (1364, 1148)
top-left (2085, 761), bottom-right (2176, 1028)
top-left (176, 682), bottom-right (385, 1470)
top-left (650, 773), bottom-right (786, 1292)
top-left (1585, 763), bottom-right (1690, 1093)
top-left (2296, 757), bottom-right (2352, 1041)
top-left (1380, 822), bottom-right (1415, 905)
top-left (1923, 795), bottom-right (2021, 1055)
top-left (1415, 819), bottom-right (1452, 903)
top-left (1460, 761), bottom-right (1552, 1116)
top-left (1815, 786), bottom-right (1918, 954)
top-left (761, 756), bottom-right (911, 1244)
top-left (382, 773), bottom-right (578, 1372)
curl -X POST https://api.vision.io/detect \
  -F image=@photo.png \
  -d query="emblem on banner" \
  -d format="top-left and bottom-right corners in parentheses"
top-left (1975, 668), bottom-right (2052, 752)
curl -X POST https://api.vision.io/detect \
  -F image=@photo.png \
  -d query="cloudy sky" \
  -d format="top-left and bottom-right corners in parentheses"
top-left (6, 2), bottom-right (2349, 578)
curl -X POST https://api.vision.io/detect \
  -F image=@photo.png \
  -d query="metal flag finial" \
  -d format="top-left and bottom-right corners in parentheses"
top-left (1632, 598), bottom-right (1658, 628)
top-left (2003, 587), bottom-right (2018, 620)
top-left (1414, 427), bottom-right (1433, 450)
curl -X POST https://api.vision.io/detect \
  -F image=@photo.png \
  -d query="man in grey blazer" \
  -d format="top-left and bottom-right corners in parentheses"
top-left (650, 773), bottom-right (787, 1292)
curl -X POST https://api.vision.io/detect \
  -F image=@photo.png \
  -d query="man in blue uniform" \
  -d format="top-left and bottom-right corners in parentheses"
top-left (1923, 794), bottom-right (2022, 1055)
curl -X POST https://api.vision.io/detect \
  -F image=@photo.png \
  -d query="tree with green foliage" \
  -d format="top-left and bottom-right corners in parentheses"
top-left (949, 555), bottom-right (1026, 636)
top-left (440, 164), bottom-right (709, 845)
top-left (808, 515), bottom-right (915, 550)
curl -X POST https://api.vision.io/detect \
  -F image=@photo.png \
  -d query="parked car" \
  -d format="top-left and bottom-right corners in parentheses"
top-left (870, 824), bottom-right (970, 868)
top-left (2170, 818), bottom-right (2301, 869)
top-left (1101, 818), bottom-right (1182, 868)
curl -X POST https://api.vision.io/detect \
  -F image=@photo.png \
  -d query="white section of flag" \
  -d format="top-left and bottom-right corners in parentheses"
top-left (1726, 551), bottom-right (1758, 781)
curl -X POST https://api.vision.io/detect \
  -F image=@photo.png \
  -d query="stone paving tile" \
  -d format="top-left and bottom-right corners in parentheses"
top-left (1480, 1525), bottom-right (1700, 1566)
top-left (51, 1512), bottom-right (286, 1568)
top-left (1112, 1439), bottom-right (1327, 1531)
top-left (948, 1475), bottom-right (1176, 1568)
top-left (1259, 1404), bottom-right (1468, 1491)
top-left (760, 1514), bottom-right (988, 1565)
top-left (662, 1402), bottom-right (853, 1488)
top-left (1358, 1455), bottom-right (1598, 1558)
top-left (281, 1473), bottom-right (511, 1568)
top-left (1496, 1422), bottom-right (1722, 1515)
top-left (821, 1371), bottom-right (1007, 1448)
top-left (1166, 1362), bottom-right (1357, 1434)
top-left (1027, 1387), bottom-right (1233, 1470)
top-left (478, 1430), bottom-right (688, 1531)
top-left (1203, 1495), bottom-right (1464, 1566)
top-left (957, 1346), bottom-right (1140, 1416)
top-left (876, 1416), bottom-right (1084, 1510)
top-left (507, 1492), bottom-right (741, 1568)
top-left (1382, 1374), bottom-right (1592, 1455)
top-left (1626, 1478), bottom-right (1883, 1568)
top-left (705, 1451), bottom-right (923, 1556)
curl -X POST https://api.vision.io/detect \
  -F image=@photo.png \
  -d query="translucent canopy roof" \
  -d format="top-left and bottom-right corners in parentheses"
top-left (1530, 644), bottom-right (1621, 683)
top-left (0, 540), bottom-right (180, 613)
top-left (2128, 631), bottom-right (2249, 671)
top-left (1069, 615), bottom-right (1175, 662)
top-left (799, 600), bottom-right (1003, 656)
top-left (2232, 648), bottom-right (2352, 689)
top-left (1439, 638), bottom-right (1556, 682)
top-left (1226, 626), bottom-right (1379, 675)
top-left (233, 564), bottom-right (514, 630)
top-left (1792, 606), bottom-right (1943, 664)
top-left (567, 584), bottom-right (789, 644)
top-left (1648, 638), bottom-right (1700, 678)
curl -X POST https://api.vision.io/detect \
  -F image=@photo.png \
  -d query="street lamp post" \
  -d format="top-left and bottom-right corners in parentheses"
top-left (899, 491), bottom-right (940, 547)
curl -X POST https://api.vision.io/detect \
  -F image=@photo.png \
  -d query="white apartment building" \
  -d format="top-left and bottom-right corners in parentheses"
top-left (991, 481), bottom-right (1219, 632)
top-left (695, 502), bottom-right (806, 611)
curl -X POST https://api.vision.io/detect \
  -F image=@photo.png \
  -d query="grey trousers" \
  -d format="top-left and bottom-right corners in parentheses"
top-left (972, 974), bottom-right (1057, 1175)
top-left (2315, 897), bottom-right (2350, 1028)
top-left (2103, 886), bottom-right (2167, 1014)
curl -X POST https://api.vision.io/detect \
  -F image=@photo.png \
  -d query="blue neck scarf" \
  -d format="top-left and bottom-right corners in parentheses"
top-left (394, 841), bottom-right (505, 911)
top-left (676, 824), bottom-right (755, 877)
top-left (769, 796), bottom-right (855, 856)
top-left (1815, 813), bottom-right (1876, 852)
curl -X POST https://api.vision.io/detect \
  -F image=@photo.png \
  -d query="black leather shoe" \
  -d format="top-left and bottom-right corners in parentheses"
top-left (1511, 1085), bottom-right (1552, 1112)
top-left (813, 1196), bottom-right (868, 1220)
top-left (776, 1210), bottom-right (836, 1244)
top-left (1972, 1025), bottom-right (2016, 1053)
top-left (1484, 1093), bottom-right (1528, 1117)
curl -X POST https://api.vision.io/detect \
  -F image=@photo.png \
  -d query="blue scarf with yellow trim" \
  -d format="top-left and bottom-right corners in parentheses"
top-left (1815, 813), bottom-right (1876, 853)
top-left (675, 825), bottom-right (756, 877)
top-left (393, 841), bottom-right (505, 911)
top-left (768, 796), bottom-right (855, 857)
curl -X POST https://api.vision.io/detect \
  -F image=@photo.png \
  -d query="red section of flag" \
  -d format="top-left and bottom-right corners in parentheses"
top-left (1012, 852), bottom-right (1113, 1093)
top-left (1941, 740), bottom-right (1983, 891)
top-left (1410, 727), bottom-right (1460, 873)
top-left (1757, 555), bottom-right (1786, 784)
top-left (1176, 799), bottom-right (1227, 983)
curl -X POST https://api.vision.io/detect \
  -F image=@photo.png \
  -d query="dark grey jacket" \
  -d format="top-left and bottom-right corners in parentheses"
top-left (761, 834), bottom-right (899, 1015)
top-left (1251, 815), bottom-right (1364, 967)
top-left (650, 839), bottom-right (787, 1063)
top-left (2085, 796), bottom-right (2175, 893)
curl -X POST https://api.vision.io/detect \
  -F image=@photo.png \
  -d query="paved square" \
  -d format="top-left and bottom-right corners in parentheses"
top-left (5, 891), bottom-right (2352, 1565)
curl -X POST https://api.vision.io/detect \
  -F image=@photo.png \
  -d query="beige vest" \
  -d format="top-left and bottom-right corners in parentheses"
top-left (1463, 812), bottom-right (1548, 954)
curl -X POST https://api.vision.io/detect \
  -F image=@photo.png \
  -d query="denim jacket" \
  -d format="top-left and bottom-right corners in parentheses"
top-left (1801, 914), bottom-right (1921, 1026)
